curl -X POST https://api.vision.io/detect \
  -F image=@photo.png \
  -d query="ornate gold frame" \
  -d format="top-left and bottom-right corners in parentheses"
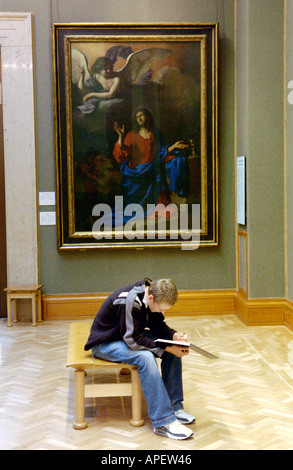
top-left (52, 23), bottom-right (218, 250)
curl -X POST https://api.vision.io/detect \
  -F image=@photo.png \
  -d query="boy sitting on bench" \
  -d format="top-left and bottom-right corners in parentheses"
top-left (84, 277), bottom-right (195, 440)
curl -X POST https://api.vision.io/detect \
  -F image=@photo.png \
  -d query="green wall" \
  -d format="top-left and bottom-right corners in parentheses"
top-left (1, 0), bottom-right (288, 298)
top-left (236, 0), bottom-right (285, 299)
top-left (0, 0), bottom-right (236, 295)
top-left (248, 0), bottom-right (284, 298)
top-left (286, 0), bottom-right (293, 301)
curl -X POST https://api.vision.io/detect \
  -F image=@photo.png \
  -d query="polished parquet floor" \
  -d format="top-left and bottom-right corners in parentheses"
top-left (1, 314), bottom-right (293, 450)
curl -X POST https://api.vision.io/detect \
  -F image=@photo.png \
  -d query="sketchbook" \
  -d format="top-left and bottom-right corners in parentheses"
top-left (155, 338), bottom-right (190, 347)
top-left (155, 338), bottom-right (219, 359)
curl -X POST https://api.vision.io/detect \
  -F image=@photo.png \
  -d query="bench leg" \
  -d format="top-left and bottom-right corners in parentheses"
top-left (12, 299), bottom-right (18, 323)
top-left (6, 296), bottom-right (12, 327)
top-left (31, 294), bottom-right (37, 326)
top-left (73, 370), bottom-right (88, 430)
top-left (130, 368), bottom-right (144, 427)
top-left (37, 291), bottom-right (42, 322)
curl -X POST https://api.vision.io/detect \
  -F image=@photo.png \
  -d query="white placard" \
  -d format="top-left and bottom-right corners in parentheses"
top-left (39, 211), bottom-right (56, 226)
top-left (39, 191), bottom-right (55, 206)
top-left (237, 156), bottom-right (246, 225)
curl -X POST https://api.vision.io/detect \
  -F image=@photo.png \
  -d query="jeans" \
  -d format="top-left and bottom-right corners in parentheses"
top-left (92, 333), bottom-right (184, 428)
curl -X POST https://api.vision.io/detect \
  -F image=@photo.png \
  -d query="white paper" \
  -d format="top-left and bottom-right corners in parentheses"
top-left (39, 191), bottom-right (55, 206)
top-left (39, 211), bottom-right (56, 226)
top-left (237, 156), bottom-right (246, 225)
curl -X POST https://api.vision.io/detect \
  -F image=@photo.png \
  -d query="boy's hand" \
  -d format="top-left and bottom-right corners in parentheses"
top-left (173, 332), bottom-right (188, 342)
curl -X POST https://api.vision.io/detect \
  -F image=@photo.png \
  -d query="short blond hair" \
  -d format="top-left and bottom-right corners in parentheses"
top-left (148, 279), bottom-right (178, 306)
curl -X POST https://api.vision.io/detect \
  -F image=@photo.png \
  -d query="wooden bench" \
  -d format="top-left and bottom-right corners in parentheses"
top-left (66, 321), bottom-right (145, 429)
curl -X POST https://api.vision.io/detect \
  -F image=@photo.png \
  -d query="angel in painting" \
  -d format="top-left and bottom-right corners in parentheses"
top-left (72, 45), bottom-right (174, 147)
top-left (75, 55), bottom-right (123, 115)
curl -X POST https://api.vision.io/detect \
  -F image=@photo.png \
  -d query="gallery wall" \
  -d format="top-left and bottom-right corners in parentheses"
top-left (2, 0), bottom-right (287, 302)
top-left (286, 0), bottom-right (293, 301)
top-left (235, 0), bottom-right (284, 299)
top-left (0, 0), bottom-right (236, 295)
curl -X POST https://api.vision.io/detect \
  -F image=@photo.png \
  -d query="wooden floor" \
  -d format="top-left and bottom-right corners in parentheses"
top-left (1, 314), bottom-right (293, 450)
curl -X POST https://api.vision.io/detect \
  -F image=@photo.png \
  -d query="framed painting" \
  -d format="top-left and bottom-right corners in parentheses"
top-left (52, 23), bottom-right (218, 250)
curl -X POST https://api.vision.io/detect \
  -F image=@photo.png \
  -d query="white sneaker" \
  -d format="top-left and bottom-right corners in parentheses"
top-left (153, 420), bottom-right (193, 440)
top-left (174, 409), bottom-right (196, 424)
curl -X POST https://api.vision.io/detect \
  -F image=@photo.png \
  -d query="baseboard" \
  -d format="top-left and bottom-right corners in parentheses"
top-left (42, 289), bottom-right (236, 321)
top-left (234, 292), bottom-right (285, 325)
top-left (285, 299), bottom-right (293, 330)
top-left (42, 289), bottom-right (293, 330)
top-left (42, 293), bottom-right (109, 320)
